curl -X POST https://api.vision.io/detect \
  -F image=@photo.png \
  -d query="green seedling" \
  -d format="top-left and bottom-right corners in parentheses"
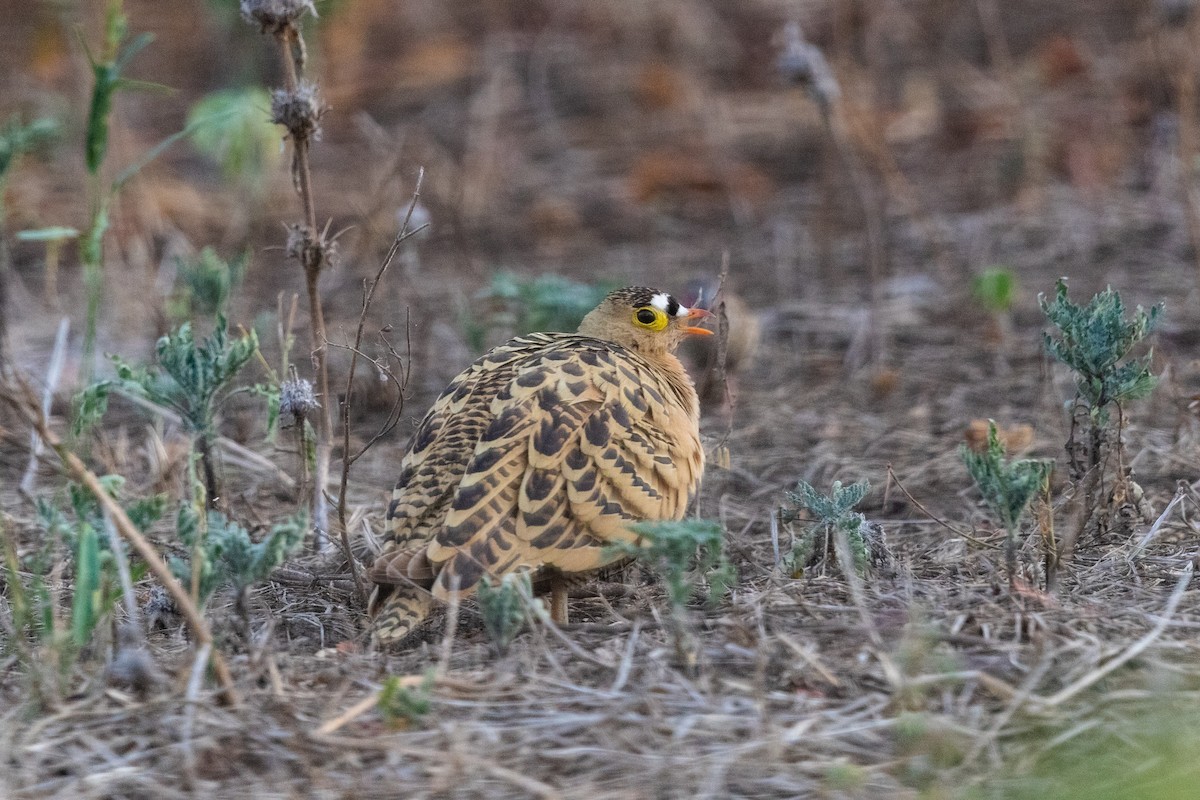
top-left (3, 476), bottom-right (160, 704)
top-left (961, 421), bottom-right (1052, 587)
top-left (616, 519), bottom-right (733, 610)
top-left (1041, 279), bottom-right (1160, 429)
top-left (972, 266), bottom-right (1017, 314)
top-left (378, 671), bottom-right (435, 729)
top-left (1041, 279), bottom-right (1160, 542)
top-left (613, 519), bottom-right (732, 672)
top-left (781, 479), bottom-right (874, 578)
top-left (477, 571), bottom-right (532, 655)
top-left (167, 247), bottom-right (248, 321)
top-left (76, 314), bottom-right (261, 505)
top-left (464, 273), bottom-right (617, 351)
top-left (172, 503), bottom-right (305, 609)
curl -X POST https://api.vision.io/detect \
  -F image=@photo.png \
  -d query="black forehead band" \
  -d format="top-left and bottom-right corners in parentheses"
top-left (619, 287), bottom-right (681, 313)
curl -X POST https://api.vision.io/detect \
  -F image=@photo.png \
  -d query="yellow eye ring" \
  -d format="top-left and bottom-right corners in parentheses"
top-left (633, 306), bottom-right (669, 331)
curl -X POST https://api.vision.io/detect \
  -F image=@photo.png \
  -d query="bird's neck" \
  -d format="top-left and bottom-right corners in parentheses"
top-left (642, 349), bottom-right (701, 421)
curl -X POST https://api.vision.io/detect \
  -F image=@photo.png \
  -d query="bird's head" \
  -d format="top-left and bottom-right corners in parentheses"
top-left (577, 286), bottom-right (713, 355)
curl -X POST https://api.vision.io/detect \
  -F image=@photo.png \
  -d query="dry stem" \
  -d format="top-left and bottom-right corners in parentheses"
top-left (335, 168), bottom-right (426, 605)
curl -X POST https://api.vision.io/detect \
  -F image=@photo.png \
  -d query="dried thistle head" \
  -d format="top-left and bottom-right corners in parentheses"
top-left (271, 81), bottom-right (325, 142)
top-left (284, 222), bottom-right (338, 273)
top-left (777, 22), bottom-right (841, 110)
top-left (279, 375), bottom-right (318, 426)
top-left (241, 0), bottom-right (317, 35)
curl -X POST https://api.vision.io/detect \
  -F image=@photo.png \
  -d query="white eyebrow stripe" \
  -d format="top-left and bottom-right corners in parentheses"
top-left (650, 293), bottom-right (670, 311)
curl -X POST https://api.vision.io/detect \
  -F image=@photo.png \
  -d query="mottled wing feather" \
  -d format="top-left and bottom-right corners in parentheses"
top-left (426, 338), bottom-right (703, 597)
top-left (368, 335), bottom-right (559, 637)
top-left (379, 335), bottom-right (559, 553)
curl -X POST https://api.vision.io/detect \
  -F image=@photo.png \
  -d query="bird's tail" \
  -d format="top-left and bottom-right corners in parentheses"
top-left (370, 585), bottom-right (437, 645)
top-left (368, 546), bottom-right (439, 645)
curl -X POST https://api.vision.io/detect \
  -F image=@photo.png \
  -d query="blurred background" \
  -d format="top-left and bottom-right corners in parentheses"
top-left (1, 0), bottom-right (1198, 413)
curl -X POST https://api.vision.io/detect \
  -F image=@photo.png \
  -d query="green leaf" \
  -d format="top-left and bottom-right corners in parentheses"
top-left (173, 509), bottom-right (305, 604)
top-left (188, 87), bottom-right (279, 185)
top-left (961, 421), bottom-right (1052, 535)
top-left (616, 519), bottom-right (733, 608)
top-left (378, 672), bottom-right (435, 728)
top-left (15, 227), bottom-right (79, 242)
top-left (70, 527), bottom-right (101, 648)
top-left (972, 267), bottom-right (1016, 314)
top-left (780, 479), bottom-right (874, 578)
top-left (72, 381), bottom-right (113, 437)
top-left (477, 572), bottom-right (530, 653)
top-left (1040, 280), bottom-right (1160, 416)
top-left (0, 115), bottom-right (58, 178)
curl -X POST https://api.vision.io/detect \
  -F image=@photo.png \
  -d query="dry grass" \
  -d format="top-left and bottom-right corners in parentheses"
top-left (4, 256), bottom-right (1200, 797)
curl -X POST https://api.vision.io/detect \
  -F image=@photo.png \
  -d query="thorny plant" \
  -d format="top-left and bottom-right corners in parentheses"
top-left (166, 247), bottom-right (248, 323)
top-left (241, 0), bottom-right (337, 545)
top-left (172, 498), bottom-right (305, 637)
top-left (477, 571), bottom-right (532, 656)
top-left (780, 479), bottom-right (877, 578)
top-left (619, 520), bottom-right (734, 610)
top-left (614, 519), bottom-right (734, 672)
top-left (2, 476), bottom-right (161, 705)
top-left (1040, 279), bottom-right (1160, 540)
top-left (961, 421), bottom-right (1053, 589)
top-left (377, 671), bottom-right (435, 730)
top-left (75, 315), bottom-right (263, 508)
top-left (71, 0), bottom-right (243, 381)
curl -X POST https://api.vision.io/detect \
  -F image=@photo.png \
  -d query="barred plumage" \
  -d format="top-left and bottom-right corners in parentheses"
top-left (368, 286), bottom-right (712, 644)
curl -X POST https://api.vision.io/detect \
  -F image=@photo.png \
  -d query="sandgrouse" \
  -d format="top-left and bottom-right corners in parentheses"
top-left (368, 286), bottom-right (712, 644)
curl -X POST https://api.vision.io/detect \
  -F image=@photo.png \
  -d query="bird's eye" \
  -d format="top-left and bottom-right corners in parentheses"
top-left (633, 307), bottom-right (667, 330)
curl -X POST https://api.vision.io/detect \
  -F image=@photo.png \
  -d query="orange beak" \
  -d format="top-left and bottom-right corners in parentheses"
top-left (682, 306), bottom-right (715, 336)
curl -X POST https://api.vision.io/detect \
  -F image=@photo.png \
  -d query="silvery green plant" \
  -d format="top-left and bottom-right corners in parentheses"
top-left (618, 519), bottom-right (734, 610)
top-left (961, 421), bottom-right (1052, 588)
top-left (781, 479), bottom-right (873, 578)
top-left (613, 519), bottom-right (733, 673)
top-left (477, 571), bottom-right (532, 655)
top-left (1041, 280), bottom-right (1160, 540)
top-left (76, 315), bottom-right (260, 505)
top-left (3, 476), bottom-right (161, 704)
top-left (172, 502), bottom-right (305, 609)
top-left (1040, 279), bottom-right (1160, 431)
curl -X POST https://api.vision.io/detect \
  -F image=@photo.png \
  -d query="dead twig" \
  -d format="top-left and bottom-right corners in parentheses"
top-left (333, 171), bottom-right (425, 603)
top-left (19, 316), bottom-right (69, 500)
top-left (886, 464), bottom-right (999, 549)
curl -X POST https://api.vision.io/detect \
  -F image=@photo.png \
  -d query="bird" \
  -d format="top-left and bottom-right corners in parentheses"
top-left (368, 286), bottom-right (714, 645)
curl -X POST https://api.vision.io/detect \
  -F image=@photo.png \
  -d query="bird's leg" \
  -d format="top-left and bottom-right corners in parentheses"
top-left (550, 575), bottom-right (569, 625)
